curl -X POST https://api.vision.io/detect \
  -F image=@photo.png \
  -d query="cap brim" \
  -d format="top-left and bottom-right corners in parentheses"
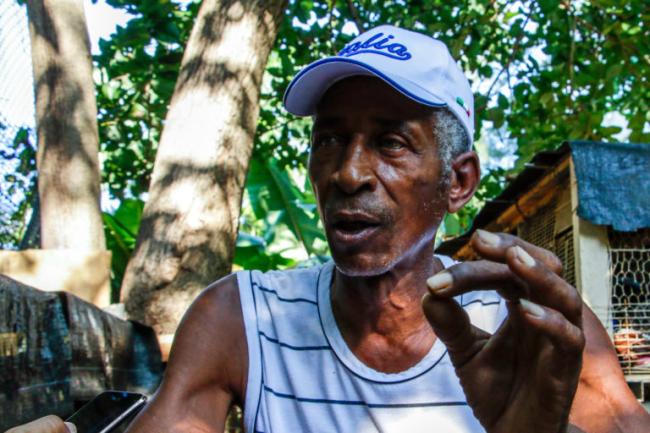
top-left (283, 57), bottom-right (447, 116)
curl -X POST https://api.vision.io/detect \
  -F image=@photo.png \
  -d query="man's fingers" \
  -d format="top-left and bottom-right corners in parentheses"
top-left (471, 230), bottom-right (564, 276)
top-left (516, 299), bottom-right (584, 404)
top-left (422, 294), bottom-right (489, 367)
top-left (4, 415), bottom-right (75, 433)
top-left (518, 299), bottom-right (585, 356)
top-left (426, 260), bottom-right (526, 301)
top-left (506, 245), bottom-right (583, 326)
top-left (427, 247), bottom-right (582, 326)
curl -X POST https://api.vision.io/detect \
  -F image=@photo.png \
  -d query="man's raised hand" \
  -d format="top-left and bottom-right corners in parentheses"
top-left (422, 230), bottom-right (585, 433)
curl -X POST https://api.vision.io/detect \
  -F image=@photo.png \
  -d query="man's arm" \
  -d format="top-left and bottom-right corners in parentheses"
top-left (570, 306), bottom-right (650, 433)
top-left (125, 274), bottom-right (247, 433)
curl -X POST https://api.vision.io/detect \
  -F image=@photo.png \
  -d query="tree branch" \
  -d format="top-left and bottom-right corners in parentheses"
top-left (477, 8), bottom-right (534, 116)
top-left (345, 0), bottom-right (364, 33)
top-left (567, 1), bottom-right (576, 107)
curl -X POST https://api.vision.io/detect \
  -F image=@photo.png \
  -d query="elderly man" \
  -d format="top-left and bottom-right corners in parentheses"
top-left (9, 25), bottom-right (649, 433)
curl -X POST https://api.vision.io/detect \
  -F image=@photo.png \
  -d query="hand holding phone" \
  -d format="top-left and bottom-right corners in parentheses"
top-left (65, 391), bottom-right (147, 433)
top-left (4, 415), bottom-right (75, 433)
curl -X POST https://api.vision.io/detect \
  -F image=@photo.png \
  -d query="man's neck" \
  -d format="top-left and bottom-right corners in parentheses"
top-left (330, 252), bottom-right (445, 373)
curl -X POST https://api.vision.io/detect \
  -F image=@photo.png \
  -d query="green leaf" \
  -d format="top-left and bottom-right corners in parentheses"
top-left (443, 213), bottom-right (461, 237)
top-left (103, 198), bottom-right (144, 297)
top-left (539, 92), bottom-right (553, 106)
top-left (246, 157), bottom-right (326, 257)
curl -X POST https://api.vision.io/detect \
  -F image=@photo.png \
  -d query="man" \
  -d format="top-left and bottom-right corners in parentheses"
top-left (8, 25), bottom-right (649, 433)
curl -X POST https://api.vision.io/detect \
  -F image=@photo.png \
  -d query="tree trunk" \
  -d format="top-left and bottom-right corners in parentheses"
top-left (26, 0), bottom-right (105, 250)
top-left (121, 0), bottom-right (287, 336)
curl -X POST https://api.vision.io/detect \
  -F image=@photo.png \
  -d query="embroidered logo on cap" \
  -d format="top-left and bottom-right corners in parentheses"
top-left (456, 97), bottom-right (471, 117)
top-left (338, 32), bottom-right (412, 61)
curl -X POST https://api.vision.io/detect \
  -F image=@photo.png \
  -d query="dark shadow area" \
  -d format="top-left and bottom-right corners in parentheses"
top-left (0, 275), bottom-right (162, 430)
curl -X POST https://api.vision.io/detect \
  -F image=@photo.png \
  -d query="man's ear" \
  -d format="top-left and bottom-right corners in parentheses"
top-left (447, 151), bottom-right (480, 214)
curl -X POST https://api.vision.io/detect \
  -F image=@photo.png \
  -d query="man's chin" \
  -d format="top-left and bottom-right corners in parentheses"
top-left (331, 252), bottom-right (395, 277)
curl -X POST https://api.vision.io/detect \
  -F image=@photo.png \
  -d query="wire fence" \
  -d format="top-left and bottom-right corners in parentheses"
top-left (610, 228), bottom-right (650, 375)
top-left (0, 0), bottom-right (37, 248)
top-left (514, 196), bottom-right (650, 379)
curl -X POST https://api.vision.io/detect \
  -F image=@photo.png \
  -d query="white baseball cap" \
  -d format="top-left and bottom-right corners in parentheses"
top-left (283, 24), bottom-right (475, 148)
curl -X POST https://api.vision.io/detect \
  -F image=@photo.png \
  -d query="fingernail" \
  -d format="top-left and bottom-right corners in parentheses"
top-left (514, 245), bottom-right (536, 267)
top-left (427, 271), bottom-right (453, 293)
top-left (65, 422), bottom-right (77, 433)
top-left (520, 298), bottom-right (545, 318)
top-left (476, 229), bottom-right (500, 247)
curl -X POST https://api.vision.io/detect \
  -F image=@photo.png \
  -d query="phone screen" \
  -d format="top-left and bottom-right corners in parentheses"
top-left (67, 391), bottom-right (147, 433)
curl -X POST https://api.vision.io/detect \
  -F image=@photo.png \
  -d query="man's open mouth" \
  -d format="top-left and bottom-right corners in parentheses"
top-left (332, 220), bottom-right (380, 233)
top-left (329, 211), bottom-right (382, 243)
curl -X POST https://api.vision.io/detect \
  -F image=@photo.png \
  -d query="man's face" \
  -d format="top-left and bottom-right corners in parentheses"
top-left (309, 76), bottom-right (449, 276)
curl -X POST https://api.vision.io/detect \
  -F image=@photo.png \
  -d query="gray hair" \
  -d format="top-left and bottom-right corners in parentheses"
top-left (431, 108), bottom-right (470, 189)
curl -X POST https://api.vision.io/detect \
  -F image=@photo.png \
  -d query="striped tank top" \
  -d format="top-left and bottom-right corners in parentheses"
top-left (236, 257), bottom-right (507, 433)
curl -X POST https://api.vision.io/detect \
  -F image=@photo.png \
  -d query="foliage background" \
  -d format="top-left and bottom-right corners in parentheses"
top-left (1, 0), bottom-right (648, 297)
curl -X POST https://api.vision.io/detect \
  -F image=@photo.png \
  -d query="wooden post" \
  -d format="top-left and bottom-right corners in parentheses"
top-left (570, 157), bottom-right (613, 335)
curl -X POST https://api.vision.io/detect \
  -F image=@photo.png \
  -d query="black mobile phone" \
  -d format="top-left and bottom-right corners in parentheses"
top-left (66, 391), bottom-right (147, 433)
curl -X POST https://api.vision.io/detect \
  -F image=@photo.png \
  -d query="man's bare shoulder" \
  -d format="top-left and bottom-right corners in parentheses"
top-left (125, 274), bottom-right (247, 433)
top-left (165, 273), bottom-right (247, 401)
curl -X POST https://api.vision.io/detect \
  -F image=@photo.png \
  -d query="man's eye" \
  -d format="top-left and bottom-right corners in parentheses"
top-left (378, 137), bottom-right (405, 150)
top-left (314, 134), bottom-right (342, 148)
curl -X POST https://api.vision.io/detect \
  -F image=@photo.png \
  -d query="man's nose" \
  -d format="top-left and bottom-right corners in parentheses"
top-left (331, 135), bottom-right (376, 195)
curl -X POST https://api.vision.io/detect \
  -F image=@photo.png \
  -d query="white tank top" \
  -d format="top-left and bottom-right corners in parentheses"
top-left (236, 258), bottom-right (507, 433)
